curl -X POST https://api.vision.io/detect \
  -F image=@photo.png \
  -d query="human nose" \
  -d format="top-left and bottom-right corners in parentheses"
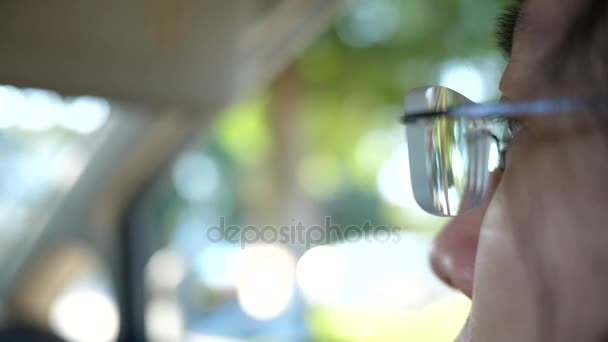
top-left (430, 172), bottom-right (502, 298)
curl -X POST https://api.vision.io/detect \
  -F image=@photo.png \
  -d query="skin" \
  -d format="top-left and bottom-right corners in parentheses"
top-left (431, 1), bottom-right (608, 341)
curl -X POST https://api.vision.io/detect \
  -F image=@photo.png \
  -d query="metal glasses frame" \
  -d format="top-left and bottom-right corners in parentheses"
top-left (401, 98), bottom-right (608, 124)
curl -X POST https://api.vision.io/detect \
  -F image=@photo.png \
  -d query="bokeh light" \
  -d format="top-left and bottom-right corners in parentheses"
top-left (172, 152), bottom-right (221, 203)
top-left (19, 89), bottom-right (63, 131)
top-left (49, 287), bottom-right (119, 342)
top-left (195, 244), bottom-right (240, 290)
top-left (60, 96), bottom-right (110, 134)
top-left (236, 245), bottom-right (296, 321)
top-left (146, 248), bottom-right (187, 291)
top-left (336, 0), bottom-right (400, 48)
top-left (377, 144), bottom-right (417, 209)
top-left (145, 298), bottom-right (184, 342)
top-left (0, 85), bottom-right (110, 134)
top-left (439, 61), bottom-right (486, 103)
top-left (296, 246), bottom-right (346, 305)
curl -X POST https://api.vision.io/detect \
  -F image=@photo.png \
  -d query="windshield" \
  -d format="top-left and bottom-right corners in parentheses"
top-left (0, 85), bottom-right (111, 283)
top-left (133, 0), bottom-right (505, 340)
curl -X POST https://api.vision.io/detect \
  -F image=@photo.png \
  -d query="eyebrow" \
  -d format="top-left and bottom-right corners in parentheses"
top-left (495, 0), bottom-right (525, 60)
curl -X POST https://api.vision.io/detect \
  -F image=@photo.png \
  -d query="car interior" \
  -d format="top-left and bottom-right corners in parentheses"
top-left (0, 1), bottom-right (504, 341)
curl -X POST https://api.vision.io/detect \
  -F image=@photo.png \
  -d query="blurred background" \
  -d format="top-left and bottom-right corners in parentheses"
top-left (0, 0), bottom-right (506, 341)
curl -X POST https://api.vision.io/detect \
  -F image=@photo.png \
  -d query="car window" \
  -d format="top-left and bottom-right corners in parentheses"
top-left (135, 0), bottom-right (504, 340)
top-left (0, 85), bottom-right (110, 279)
top-left (136, 100), bottom-right (472, 342)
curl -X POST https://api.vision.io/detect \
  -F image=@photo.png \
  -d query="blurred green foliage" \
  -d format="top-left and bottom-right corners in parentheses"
top-left (295, 0), bottom-right (506, 156)
top-left (142, 0), bottom-right (510, 341)
top-left (210, 0), bottom-right (508, 233)
top-left (309, 294), bottom-right (470, 342)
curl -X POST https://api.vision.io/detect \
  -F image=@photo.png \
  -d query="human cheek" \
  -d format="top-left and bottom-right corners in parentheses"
top-left (467, 186), bottom-right (542, 341)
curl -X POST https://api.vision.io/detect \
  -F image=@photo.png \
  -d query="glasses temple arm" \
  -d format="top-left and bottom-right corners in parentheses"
top-left (401, 98), bottom-right (608, 124)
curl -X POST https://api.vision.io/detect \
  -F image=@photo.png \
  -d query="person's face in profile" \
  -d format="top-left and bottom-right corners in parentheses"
top-left (430, 0), bottom-right (608, 341)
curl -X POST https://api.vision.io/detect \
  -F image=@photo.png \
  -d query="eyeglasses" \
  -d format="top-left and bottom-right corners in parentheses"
top-left (400, 86), bottom-right (608, 217)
